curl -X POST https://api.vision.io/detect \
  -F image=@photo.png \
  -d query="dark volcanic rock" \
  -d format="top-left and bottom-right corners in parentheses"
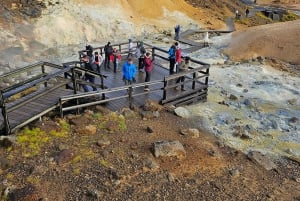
top-left (8, 184), bottom-right (40, 201)
top-left (55, 149), bottom-right (75, 165)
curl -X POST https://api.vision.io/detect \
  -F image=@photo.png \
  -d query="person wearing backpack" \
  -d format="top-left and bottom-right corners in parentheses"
top-left (81, 55), bottom-right (98, 92)
top-left (135, 41), bottom-right (146, 72)
top-left (176, 56), bottom-right (190, 91)
top-left (104, 42), bottom-right (113, 70)
top-left (168, 44), bottom-right (176, 75)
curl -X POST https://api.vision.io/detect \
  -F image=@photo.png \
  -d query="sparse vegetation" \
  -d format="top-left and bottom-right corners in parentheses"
top-left (49, 119), bottom-right (70, 138)
top-left (17, 127), bottom-right (49, 157)
top-left (281, 12), bottom-right (300, 21)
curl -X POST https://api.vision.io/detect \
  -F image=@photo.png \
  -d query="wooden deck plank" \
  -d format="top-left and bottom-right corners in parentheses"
top-left (6, 87), bottom-right (73, 130)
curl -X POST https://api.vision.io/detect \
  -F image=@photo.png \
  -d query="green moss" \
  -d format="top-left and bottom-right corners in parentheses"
top-left (93, 112), bottom-right (102, 119)
top-left (73, 168), bottom-right (81, 175)
top-left (95, 112), bottom-right (127, 132)
top-left (49, 119), bottom-right (70, 138)
top-left (72, 155), bottom-right (82, 163)
top-left (255, 12), bottom-right (273, 21)
top-left (17, 127), bottom-right (49, 157)
top-left (99, 159), bottom-right (110, 167)
top-left (281, 12), bottom-right (300, 22)
top-left (6, 173), bottom-right (14, 181)
top-left (26, 175), bottom-right (40, 184)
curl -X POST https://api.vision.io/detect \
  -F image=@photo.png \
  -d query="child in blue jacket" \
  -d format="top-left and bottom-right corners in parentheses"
top-left (122, 57), bottom-right (136, 85)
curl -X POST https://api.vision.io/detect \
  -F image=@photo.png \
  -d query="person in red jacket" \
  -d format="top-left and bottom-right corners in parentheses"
top-left (175, 42), bottom-right (182, 73)
top-left (143, 52), bottom-right (154, 91)
top-left (111, 48), bottom-right (122, 73)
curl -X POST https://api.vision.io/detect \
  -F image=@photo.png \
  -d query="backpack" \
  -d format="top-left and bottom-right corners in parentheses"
top-left (107, 46), bottom-right (113, 55)
top-left (168, 46), bottom-right (175, 59)
top-left (86, 45), bottom-right (93, 57)
top-left (140, 46), bottom-right (146, 55)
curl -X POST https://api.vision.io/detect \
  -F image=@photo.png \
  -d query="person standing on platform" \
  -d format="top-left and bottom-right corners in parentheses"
top-left (104, 42), bottom-right (113, 70)
top-left (81, 55), bottom-right (97, 92)
top-left (122, 57), bottom-right (136, 85)
top-left (94, 51), bottom-right (103, 73)
top-left (174, 42), bottom-right (182, 74)
top-left (174, 25), bottom-right (181, 40)
top-left (176, 56), bottom-right (190, 91)
top-left (143, 52), bottom-right (154, 91)
top-left (128, 39), bottom-right (134, 58)
top-left (168, 44), bottom-right (176, 75)
top-left (246, 8), bottom-right (250, 18)
top-left (135, 41), bottom-right (146, 72)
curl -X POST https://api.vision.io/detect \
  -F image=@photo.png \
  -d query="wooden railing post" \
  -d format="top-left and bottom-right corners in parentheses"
top-left (41, 63), bottom-right (47, 87)
top-left (152, 47), bottom-right (155, 60)
top-left (128, 86), bottom-right (133, 109)
top-left (100, 74), bottom-right (105, 100)
top-left (205, 67), bottom-right (209, 85)
top-left (71, 67), bottom-right (80, 115)
top-left (162, 77), bottom-right (167, 101)
top-left (59, 99), bottom-right (63, 118)
top-left (192, 71), bottom-right (196, 90)
top-left (0, 93), bottom-right (10, 135)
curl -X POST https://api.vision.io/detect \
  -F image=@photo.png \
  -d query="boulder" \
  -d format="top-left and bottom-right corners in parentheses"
top-left (77, 125), bottom-right (97, 135)
top-left (141, 111), bottom-right (160, 119)
top-left (229, 94), bottom-right (238, 101)
top-left (121, 108), bottom-right (136, 118)
top-left (0, 137), bottom-right (14, 148)
top-left (8, 184), bottom-right (40, 201)
top-left (174, 107), bottom-right (191, 118)
top-left (95, 105), bottom-right (112, 115)
top-left (180, 128), bottom-right (200, 138)
top-left (143, 157), bottom-right (159, 170)
top-left (69, 116), bottom-right (90, 127)
top-left (0, 158), bottom-right (12, 170)
top-left (247, 151), bottom-right (277, 171)
top-left (147, 126), bottom-right (154, 133)
top-left (55, 149), bottom-right (75, 166)
top-left (97, 139), bottom-right (111, 148)
top-left (152, 140), bottom-right (186, 158)
top-left (143, 100), bottom-right (164, 112)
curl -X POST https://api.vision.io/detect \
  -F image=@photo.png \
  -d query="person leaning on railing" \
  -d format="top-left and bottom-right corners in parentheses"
top-left (81, 55), bottom-right (98, 92)
top-left (175, 56), bottom-right (190, 91)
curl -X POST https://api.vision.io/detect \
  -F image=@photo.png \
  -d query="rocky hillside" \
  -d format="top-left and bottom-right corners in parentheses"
top-left (224, 19), bottom-right (300, 65)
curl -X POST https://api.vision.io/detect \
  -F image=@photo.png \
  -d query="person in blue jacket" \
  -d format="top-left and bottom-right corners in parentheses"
top-left (122, 57), bottom-right (136, 85)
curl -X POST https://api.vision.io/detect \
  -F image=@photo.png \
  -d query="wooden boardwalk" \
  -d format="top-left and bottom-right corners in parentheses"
top-left (64, 57), bottom-right (206, 112)
top-left (5, 87), bottom-right (73, 130)
top-left (1, 30), bottom-right (235, 134)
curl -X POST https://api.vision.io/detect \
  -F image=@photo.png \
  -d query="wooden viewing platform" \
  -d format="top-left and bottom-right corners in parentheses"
top-left (0, 32), bottom-right (222, 135)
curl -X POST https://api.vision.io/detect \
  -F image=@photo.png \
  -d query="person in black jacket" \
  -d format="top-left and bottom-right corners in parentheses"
top-left (104, 42), bottom-right (113, 70)
top-left (81, 55), bottom-right (97, 92)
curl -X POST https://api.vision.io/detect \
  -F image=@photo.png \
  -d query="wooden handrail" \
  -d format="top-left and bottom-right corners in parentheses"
top-left (2, 66), bottom-right (72, 100)
top-left (0, 61), bottom-right (64, 80)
